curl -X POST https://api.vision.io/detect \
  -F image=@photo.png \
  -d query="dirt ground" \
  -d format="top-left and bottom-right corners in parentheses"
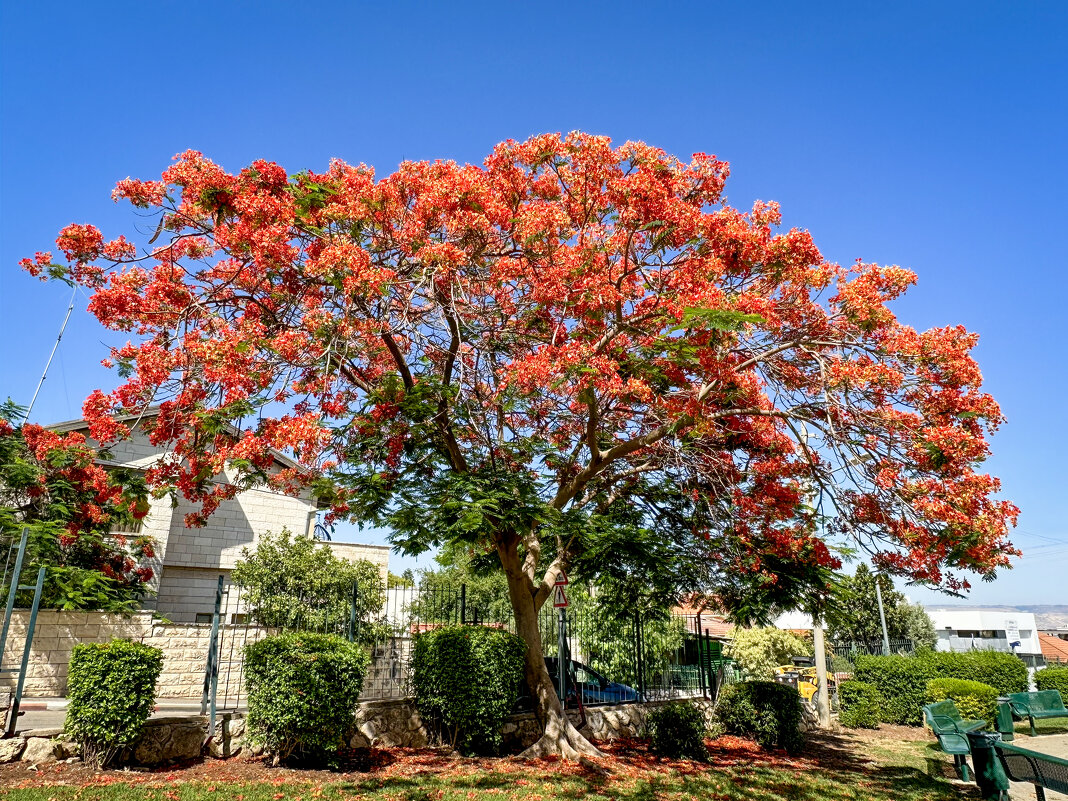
top-left (0, 727), bottom-right (961, 792)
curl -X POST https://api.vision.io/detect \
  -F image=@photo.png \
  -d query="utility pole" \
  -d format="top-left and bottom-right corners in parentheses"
top-left (812, 615), bottom-right (831, 728)
top-left (874, 574), bottom-right (892, 655)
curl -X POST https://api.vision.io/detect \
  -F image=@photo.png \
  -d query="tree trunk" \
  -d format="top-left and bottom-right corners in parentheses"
top-left (500, 545), bottom-right (602, 759)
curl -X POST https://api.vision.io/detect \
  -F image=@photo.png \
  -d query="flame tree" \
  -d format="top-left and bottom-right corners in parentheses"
top-left (23, 133), bottom-right (1018, 756)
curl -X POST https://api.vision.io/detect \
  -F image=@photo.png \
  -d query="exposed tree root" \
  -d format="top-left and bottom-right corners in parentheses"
top-left (518, 715), bottom-right (603, 759)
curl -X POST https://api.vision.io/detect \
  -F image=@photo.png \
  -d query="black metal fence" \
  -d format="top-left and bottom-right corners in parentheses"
top-left (203, 579), bottom-right (729, 721)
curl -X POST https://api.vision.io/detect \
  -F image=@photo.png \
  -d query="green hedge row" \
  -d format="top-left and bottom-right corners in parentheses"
top-left (852, 650), bottom-right (1027, 726)
top-left (838, 680), bottom-right (882, 729)
top-left (1034, 665), bottom-right (1068, 697)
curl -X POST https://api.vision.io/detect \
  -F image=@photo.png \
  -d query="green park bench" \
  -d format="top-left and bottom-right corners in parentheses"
top-left (923, 700), bottom-right (988, 781)
top-left (1006, 691), bottom-right (1068, 737)
top-left (995, 741), bottom-right (1068, 800)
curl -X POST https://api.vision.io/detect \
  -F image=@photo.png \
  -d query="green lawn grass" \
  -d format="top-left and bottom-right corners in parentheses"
top-left (1014, 717), bottom-right (1068, 737)
top-left (0, 732), bottom-right (972, 801)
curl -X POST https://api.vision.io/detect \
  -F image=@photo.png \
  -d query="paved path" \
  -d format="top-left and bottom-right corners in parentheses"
top-left (11, 698), bottom-right (220, 735)
top-left (1005, 733), bottom-right (1068, 800)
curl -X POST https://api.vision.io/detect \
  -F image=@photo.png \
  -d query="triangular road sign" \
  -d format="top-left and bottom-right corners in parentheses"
top-left (553, 585), bottom-right (569, 608)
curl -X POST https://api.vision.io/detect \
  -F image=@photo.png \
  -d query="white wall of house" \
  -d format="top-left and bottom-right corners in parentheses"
top-left (926, 608), bottom-right (1041, 656)
top-left (49, 417), bottom-right (387, 623)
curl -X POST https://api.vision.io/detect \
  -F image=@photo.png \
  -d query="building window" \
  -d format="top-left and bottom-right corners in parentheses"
top-left (956, 630), bottom-right (980, 638)
top-left (110, 518), bottom-right (144, 534)
top-left (230, 614), bottom-right (249, 624)
top-left (195, 613), bottom-right (213, 624)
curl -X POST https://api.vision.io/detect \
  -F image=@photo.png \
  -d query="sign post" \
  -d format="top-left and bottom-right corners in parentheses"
top-left (554, 571), bottom-right (569, 705)
top-left (1005, 618), bottom-right (1021, 652)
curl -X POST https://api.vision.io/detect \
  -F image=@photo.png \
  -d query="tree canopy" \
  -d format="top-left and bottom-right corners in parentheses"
top-left (0, 401), bottom-right (155, 610)
top-left (25, 132), bottom-right (1018, 753)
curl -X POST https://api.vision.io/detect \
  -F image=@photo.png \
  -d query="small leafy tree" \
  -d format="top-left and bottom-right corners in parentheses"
top-left (900, 602), bottom-right (938, 650)
top-left (727, 626), bottom-right (813, 680)
top-left (568, 586), bottom-right (686, 687)
top-left (231, 528), bottom-right (385, 642)
top-left (826, 563), bottom-right (936, 648)
top-left (388, 568), bottom-right (415, 588)
top-left (0, 401), bottom-right (155, 611)
top-left (410, 548), bottom-right (514, 625)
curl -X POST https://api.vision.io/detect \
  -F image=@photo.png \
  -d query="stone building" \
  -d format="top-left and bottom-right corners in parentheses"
top-left (48, 411), bottom-right (389, 623)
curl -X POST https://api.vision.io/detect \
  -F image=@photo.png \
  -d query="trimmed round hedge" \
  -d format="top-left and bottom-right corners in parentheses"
top-left (244, 632), bottom-right (369, 765)
top-left (647, 701), bottom-right (708, 760)
top-left (65, 638), bottom-right (163, 767)
top-left (926, 678), bottom-right (998, 728)
top-left (837, 680), bottom-right (882, 729)
top-left (714, 680), bottom-right (803, 754)
top-left (411, 625), bottom-right (526, 756)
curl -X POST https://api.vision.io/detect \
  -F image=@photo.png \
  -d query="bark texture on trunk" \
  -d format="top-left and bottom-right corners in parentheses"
top-left (500, 541), bottom-right (601, 759)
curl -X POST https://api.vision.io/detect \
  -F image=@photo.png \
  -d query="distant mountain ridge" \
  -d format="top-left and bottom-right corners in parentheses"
top-left (922, 604), bottom-right (1068, 630)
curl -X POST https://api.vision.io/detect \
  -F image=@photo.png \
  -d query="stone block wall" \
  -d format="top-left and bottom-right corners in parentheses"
top-left (0, 610), bottom-right (266, 699)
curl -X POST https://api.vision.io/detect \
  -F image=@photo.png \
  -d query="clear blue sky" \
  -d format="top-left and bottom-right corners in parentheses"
top-left (2, 1), bottom-right (1065, 603)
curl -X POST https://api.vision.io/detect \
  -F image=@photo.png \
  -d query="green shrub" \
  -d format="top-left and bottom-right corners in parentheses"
top-left (926, 678), bottom-right (999, 728)
top-left (837, 680), bottom-right (882, 729)
top-left (1035, 665), bottom-right (1068, 698)
top-left (647, 702), bottom-right (708, 760)
top-left (714, 681), bottom-right (803, 754)
top-left (244, 632), bottom-right (369, 766)
top-left (64, 638), bottom-right (163, 767)
top-left (853, 654), bottom-right (936, 726)
top-left (411, 625), bottom-right (526, 755)
top-left (925, 651), bottom-right (1028, 695)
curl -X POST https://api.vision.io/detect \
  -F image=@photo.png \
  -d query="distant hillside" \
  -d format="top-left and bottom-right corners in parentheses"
top-left (922, 604), bottom-right (1068, 630)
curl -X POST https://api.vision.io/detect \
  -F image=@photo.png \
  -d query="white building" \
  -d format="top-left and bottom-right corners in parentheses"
top-left (49, 412), bottom-right (389, 623)
top-left (926, 607), bottom-right (1041, 659)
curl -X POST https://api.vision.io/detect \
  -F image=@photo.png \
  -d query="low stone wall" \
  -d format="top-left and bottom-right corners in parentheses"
top-left (340, 697), bottom-right (718, 752)
top-left (0, 716), bottom-right (208, 767)
top-left (0, 696), bottom-right (818, 767)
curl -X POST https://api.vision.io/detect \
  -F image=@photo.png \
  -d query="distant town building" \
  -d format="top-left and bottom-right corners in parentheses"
top-left (926, 607), bottom-right (1041, 660)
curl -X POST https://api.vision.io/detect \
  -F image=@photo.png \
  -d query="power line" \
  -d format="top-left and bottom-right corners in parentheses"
top-left (26, 284), bottom-right (77, 420)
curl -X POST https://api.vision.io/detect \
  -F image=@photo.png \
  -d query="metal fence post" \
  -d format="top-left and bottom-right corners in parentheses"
top-left (6, 567), bottom-right (45, 737)
top-left (348, 580), bottom-right (359, 642)
top-left (557, 604), bottom-right (567, 707)
top-left (0, 528), bottom-right (30, 671)
top-left (460, 584), bottom-right (466, 626)
top-left (200, 576), bottom-right (224, 736)
top-left (634, 612), bottom-right (646, 700)
top-left (695, 612), bottom-right (707, 699)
